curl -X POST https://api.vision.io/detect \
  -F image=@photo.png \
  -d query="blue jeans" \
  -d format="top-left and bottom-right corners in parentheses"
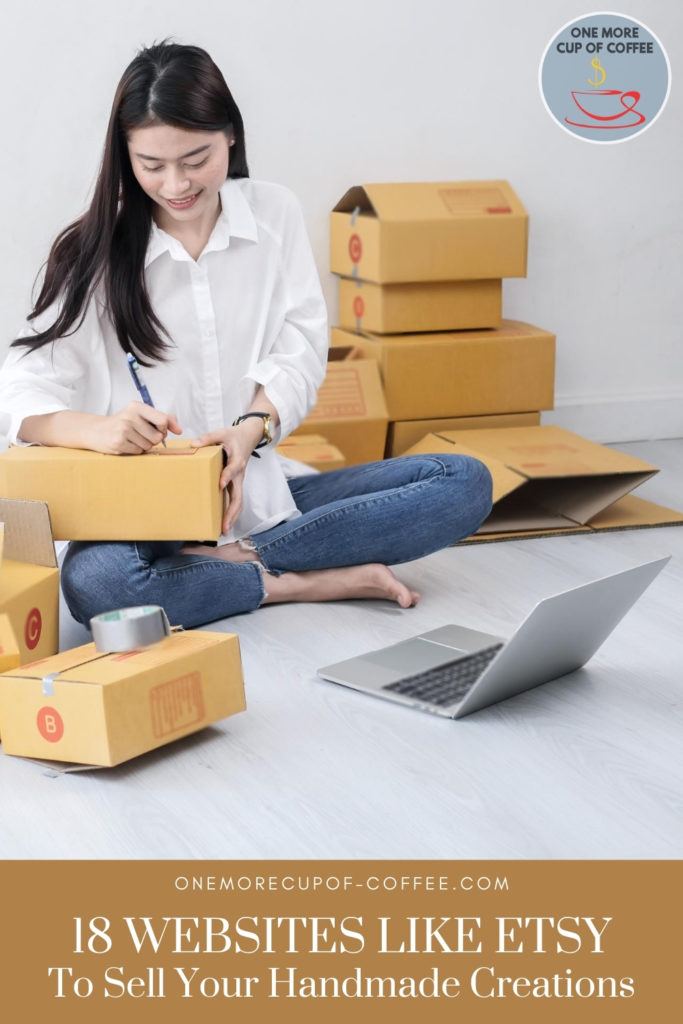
top-left (61, 453), bottom-right (493, 629)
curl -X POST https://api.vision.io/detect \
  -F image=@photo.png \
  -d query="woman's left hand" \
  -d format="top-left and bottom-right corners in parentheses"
top-left (190, 423), bottom-right (262, 533)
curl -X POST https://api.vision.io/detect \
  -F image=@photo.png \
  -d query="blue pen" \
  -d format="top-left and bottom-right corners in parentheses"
top-left (126, 353), bottom-right (167, 448)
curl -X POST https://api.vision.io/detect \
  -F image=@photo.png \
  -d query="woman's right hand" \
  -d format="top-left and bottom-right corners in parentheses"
top-left (90, 401), bottom-right (183, 454)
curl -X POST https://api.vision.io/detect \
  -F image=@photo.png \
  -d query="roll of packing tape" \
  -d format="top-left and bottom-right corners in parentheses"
top-left (90, 605), bottom-right (174, 653)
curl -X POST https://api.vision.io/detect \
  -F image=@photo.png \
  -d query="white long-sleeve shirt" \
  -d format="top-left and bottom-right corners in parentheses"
top-left (0, 177), bottom-right (329, 543)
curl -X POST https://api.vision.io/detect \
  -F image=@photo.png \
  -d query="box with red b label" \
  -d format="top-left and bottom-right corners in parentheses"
top-left (0, 499), bottom-right (59, 668)
top-left (0, 630), bottom-right (245, 767)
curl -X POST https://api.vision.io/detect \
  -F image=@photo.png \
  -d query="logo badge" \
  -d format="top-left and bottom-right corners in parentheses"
top-left (348, 234), bottom-right (362, 264)
top-left (539, 12), bottom-right (670, 143)
top-left (25, 607), bottom-right (42, 650)
top-left (37, 706), bottom-right (64, 743)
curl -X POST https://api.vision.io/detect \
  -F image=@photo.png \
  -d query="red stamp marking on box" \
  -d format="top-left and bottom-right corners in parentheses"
top-left (149, 671), bottom-right (205, 739)
top-left (112, 650), bottom-right (143, 662)
top-left (37, 706), bottom-right (64, 743)
top-left (25, 607), bottom-right (42, 650)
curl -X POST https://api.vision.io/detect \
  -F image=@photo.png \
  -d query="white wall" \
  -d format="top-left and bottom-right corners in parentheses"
top-left (2, 0), bottom-right (681, 442)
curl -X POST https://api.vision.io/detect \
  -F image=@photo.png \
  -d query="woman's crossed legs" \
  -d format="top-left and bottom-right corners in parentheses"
top-left (61, 453), bottom-right (492, 629)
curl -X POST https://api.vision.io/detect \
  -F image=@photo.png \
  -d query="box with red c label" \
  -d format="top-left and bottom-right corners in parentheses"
top-left (0, 499), bottom-right (59, 668)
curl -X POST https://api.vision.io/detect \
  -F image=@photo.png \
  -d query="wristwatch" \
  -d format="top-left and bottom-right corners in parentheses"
top-left (232, 412), bottom-right (273, 459)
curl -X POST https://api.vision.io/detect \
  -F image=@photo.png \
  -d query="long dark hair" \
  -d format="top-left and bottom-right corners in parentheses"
top-left (12, 38), bottom-right (249, 365)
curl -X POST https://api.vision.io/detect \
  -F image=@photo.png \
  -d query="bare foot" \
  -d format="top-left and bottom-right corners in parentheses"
top-left (262, 563), bottom-right (421, 609)
top-left (179, 546), bottom-right (421, 608)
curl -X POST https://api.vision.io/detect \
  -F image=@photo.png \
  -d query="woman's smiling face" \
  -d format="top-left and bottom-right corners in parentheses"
top-left (127, 123), bottom-right (233, 220)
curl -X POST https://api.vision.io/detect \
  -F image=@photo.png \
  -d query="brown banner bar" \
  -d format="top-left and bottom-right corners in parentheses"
top-left (0, 860), bottom-right (679, 1021)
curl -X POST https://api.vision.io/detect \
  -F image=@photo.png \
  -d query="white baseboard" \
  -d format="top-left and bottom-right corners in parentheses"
top-left (541, 390), bottom-right (683, 443)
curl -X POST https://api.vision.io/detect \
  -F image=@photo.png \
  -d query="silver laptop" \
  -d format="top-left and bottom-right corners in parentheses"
top-left (318, 557), bottom-right (671, 719)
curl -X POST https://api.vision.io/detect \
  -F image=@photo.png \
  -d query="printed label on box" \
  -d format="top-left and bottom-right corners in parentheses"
top-left (149, 672), bottom-right (205, 739)
top-left (438, 187), bottom-right (510, 215)
top-left (307, 369), bottom-right (368, 419)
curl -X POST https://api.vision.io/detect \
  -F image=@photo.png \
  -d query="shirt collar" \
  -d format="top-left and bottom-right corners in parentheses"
top-left (144, 177), bottom-right (258, 269)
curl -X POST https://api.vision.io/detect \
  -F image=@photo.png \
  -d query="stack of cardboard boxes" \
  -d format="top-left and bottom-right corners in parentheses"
top-left (0, 494), bottom-right (247, 771)
top-left (286, 179), bottom-right (683, 540)
top-left (295, 180), bottom-right (555, 463)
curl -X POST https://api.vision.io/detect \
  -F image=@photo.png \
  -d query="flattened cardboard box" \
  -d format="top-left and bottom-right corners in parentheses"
top-left (0, 439), bottom-right (224, 541)
top-left (403, 426), bottom-right (670, 536)
top-left (331, 321), bottom-right (555, 421)
top-left (330, 180), bottom-right (527, 283)
top-left (276, 434), bottom-right (346, 472)
top-left (0, 499), bottom-right (59, 667)
top-left (292, 348), bottom-right (388, 465)
top-left (456, 493), bottom-right (683, 544)
top-left (338, 277), bottom-right (502, 334)
top-left (0, 630), bottom-right (245, 768)
top-left (387, 412), bottom-right (541, 458)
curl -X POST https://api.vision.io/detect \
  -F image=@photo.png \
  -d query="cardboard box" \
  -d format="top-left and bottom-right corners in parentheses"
top-left (338, 277), bottom-right (502, 334)
top-left (276, 434), bottom-right (346, 472)
top-left (331, 321), bottom-right (555, 421)
top-left (292, 348), bottom-right (388, 465)
top-left (0, 499), bottom-right (59, 666)
top-left (0, 440), bottom-right (224, 541)
top-left (386, 412), bottom-right (541, 458)
top-left (330, 180), bottom-right (528, 283)
top-left (0, 629), bottom-right (246, 768)
top-left (402, 426), bottom-right (660, 535)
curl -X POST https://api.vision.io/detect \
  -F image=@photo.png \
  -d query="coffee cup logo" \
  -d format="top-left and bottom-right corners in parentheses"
top-left (539, 13), bottom-right (669, 143)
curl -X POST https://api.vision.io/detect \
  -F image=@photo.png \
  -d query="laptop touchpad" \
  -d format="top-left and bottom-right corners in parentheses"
top-left (362, 638), bottom-right (462, 675)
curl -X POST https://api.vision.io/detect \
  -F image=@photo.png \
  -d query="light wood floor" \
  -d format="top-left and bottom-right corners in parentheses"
top-left (1, 438), bottom-right (682, 859)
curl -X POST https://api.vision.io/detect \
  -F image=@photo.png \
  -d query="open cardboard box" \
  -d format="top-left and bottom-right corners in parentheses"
top-left (292, 348), bottom-right (388, 465)
top-left (0, 629), bottom-right (246, 770)
top-left (403, 425), bottom-right (683, 539)
top-left (0, 439), bottom-right (224, 541)
top-left (0, 498), bottom-right (59, 666)
top-left (330, 180), bottom-right (528, 283)
top-left (331, 321), bottom-right (555, 421)
top-left (337, 277), bottom-right (502, 334)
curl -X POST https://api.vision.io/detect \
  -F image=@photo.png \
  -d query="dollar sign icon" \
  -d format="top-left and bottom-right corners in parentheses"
top-left (587, 57), bottom-right (606, 87)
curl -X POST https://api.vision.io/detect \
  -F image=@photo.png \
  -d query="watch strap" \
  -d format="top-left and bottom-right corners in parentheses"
top-left (232, 412), bottom-right (273, 459)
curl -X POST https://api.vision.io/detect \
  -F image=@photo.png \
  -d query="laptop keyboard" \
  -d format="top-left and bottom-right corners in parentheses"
top-left (382, 643), bottom-right (504, 707)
